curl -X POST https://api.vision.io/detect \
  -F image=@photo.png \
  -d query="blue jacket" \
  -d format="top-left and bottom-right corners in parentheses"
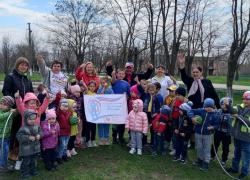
top-left (188, 108), bottom-right (219, 135)
top-left (217, 109), bottom-right (234, 136)
top-left (152, 94), bottom-right (163, 114)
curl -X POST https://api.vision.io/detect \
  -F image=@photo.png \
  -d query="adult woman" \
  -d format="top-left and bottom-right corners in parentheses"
top-left (75, 62), bottom-right (100, 92)
top-left (2, 57), bottom-right (33, 168)
top-left (151, 65), bottom-right (179, 100)
top-left (37, 54), bottom-right (69, 98)
top-left (178, 54), bottom-right (220, 149)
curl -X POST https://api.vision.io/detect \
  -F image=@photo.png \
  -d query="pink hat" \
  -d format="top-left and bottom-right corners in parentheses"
top-left (130, 85), bottom-right (139, 95)
top-left (71, 85), bottom-right (81, 94)
top-left (45, 109), bottom-right (56, 120)
top-left (61, 90), bottom-right (67, 97)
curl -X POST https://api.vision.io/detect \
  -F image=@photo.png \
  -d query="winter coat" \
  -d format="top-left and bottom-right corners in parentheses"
top-left (217, 109), bottom-right (234, 136)
top-left (41, 121), bottom-right (59, 149)
top-left (16, 109), bottom-right (44, 157)
top-left (152, 114), bottom-right (169, 132)
top-left (226, 104), bottom-right (250, 142)
top-left (180, 67), bottom-right (220, 109)
top-left (188, 108), bottom-right (219, 135)
top-left (75, 68), bottom-right (100, 92)
top-left (37, 60), bottom-right (69, 93)
top-left (173, 115), bottom-right (193, 139)
top-left (67, 91), bottom-right (83, 118)
top-left (0, 109), bottom-right (19, 139)
top-left (2, 69), bottom-right (33, 101)
top-left (152, 94), bottom-right (163, 115)
top-left (106, 65), bottom-right (153, 86)
top-left (151, 75), bottom-right (179, 100)
top-left (15, 93), bottom-right (50, 126)
top-left (56, 108), bottom-right (72, 136)
top-left (125, 99), bottom-right (148, 134)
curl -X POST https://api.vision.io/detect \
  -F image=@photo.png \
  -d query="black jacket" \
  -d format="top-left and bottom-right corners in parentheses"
top-left (180, 68), bottom-right (220, 109)
top-left (173, 115), bottom-right (193, 139)
top-left (2, 69), bottom-right (34, 101)
top-left (106, 65), bottom-right (153, 86)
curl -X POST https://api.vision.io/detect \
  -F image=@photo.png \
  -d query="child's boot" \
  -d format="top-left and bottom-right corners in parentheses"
top-left (62, 155), bottom-right (69, 162)
top-left (200, 162), bottom-right (209, 171)
top-left (21, 172), bottom-right (32, 179)
top-left (99, 138), bottom-right (104, 146)
top-left (70, 148), bottom-right (77, 155)
top-left (104, 138), bottom-right (110, 146)
top-left (56, 158), bottom-right (63, 164)
top-left (45, 162), bottom-right (52, 171)
top-left (129, 148), bottom-right (136, 154)
top-left (192, 158), bottom-right (203, 166)
top-left (15, 160), bottom-right (22, 170)
top-left (52, 162), bottom-right (59, 170)
top-left (137, 149), bottom-right (142, 155)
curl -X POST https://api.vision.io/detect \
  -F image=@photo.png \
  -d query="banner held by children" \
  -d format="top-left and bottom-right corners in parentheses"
top-left (84, 94), bottom-right (127, 124)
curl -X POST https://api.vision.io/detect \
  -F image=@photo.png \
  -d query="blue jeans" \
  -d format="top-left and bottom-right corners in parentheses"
top-left (232, 139), bottom-right (250, 175)
top-left (57, 136), bottom-right (70, 158)
top-left (153, 132), bottom-right (165, 152)
top-left (176, 136), bottom-right (189, 159)
top-left (172, 120), bottom-right (177, 149)
top-left (98, 124), bottom-right (110, 138)
top-left (0, 138), bottom-right (10, 166)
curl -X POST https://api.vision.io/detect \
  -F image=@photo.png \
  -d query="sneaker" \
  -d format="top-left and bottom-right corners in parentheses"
top-left (169, 149), bottom-right (176, 156)
top-left (62, 155), bottom-right (69, 162)
top-left (87, 140), bottom-right (93, 147)
top-left (192, 158), bottom-right (203, 166)
top-left (112, 138), bottom-right (118, 144)
top-left (129, 148), bottom-right (136, 154)
top-left (99, 138), bottom-right (104, 146)
top-left (162, 151), bottom-right (167, 156)
top-left (92, 141), bottom-right (98, 147)
top-left (15, 160), bottom-right (22, 170)
top-left (137, 149), bottom-right (142, 155)
top-left (151, 151), bottom-right (157, 156)
top-left (70, 148), bottom-right (77, 155)
top-left (56, 158), bottom-right (63, 164)
top-left (76, 142), bottom-right (86, 149)
top-left (210, 157), bottom-right (215, 162)
top-left (67, 150), bottom-right (71, 157)
top-left (104, 138), bottom-right (110, 146)
top-left (221, 161), bottom-right (226, 167)
top-left (172, 156), bottom-right (181, 162)
top-left (119, 138), bottom-right (126, 144)
top-left (188, 144), bottom-right (195, 149)
top-left (52, 162), bottom-right (58, 170)
top-left (0, 165), bottom-right (14, 172)
top-left (21, 173), bottom-right (32, 179)
top-left (31, 169), bottom-right (40, 176)
top-left (200, 162), bottom-right (209, 171)
top-left (181, 158), bottom-right (187, 164)
top-left (239, 173), bottom-right (248, 179)
top-left (226, 167), bottom-right (239, 173)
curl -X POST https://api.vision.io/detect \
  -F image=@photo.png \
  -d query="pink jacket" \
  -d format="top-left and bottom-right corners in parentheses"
top-left (125, 99), bottom-right (148, 134)
top-left (15, 93), bottom-right (50, 126)
top-left (41, 121), bottom-right (59, 149)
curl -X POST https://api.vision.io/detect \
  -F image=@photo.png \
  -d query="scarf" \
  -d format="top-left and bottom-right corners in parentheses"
top-left (188, 77), bottom-right (205, 103)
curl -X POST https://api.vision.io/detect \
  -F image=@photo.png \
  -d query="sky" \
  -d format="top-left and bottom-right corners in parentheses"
top-left (0, 0), bottom-right (57, 44)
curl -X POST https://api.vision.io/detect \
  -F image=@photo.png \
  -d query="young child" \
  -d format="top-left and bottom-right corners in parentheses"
top-left (67, 85), bottom-right (85, 148)
top-left (188, 98), bottom-right (219, 171)
top-left (125, 99), bottom-right (148, 155)
top-left (128, 85), bottom-right (140, 113)
top-left (97, 76), bottom-right (114, 146)
top-left (56, 99), bottom-right (72, 164)
top-left (150, 105), bottom-right (171, 156)
top-left (54, 89), bottom-right (67, 107)
top-left (16, 109), bottom-right (44, 178)
top-left (82, 80), bottom-right (98, 147)
top-left (140, 79), bottom-right (148, 91)
top-left (111, 69), bottom-right (130, 144)
top-left (224, 91), bottom-right (250, 179)
top-left (67, 99), bottom-right (79, 156)
top-left (0, 96), bottom-right (16, 171)
top-left (152, 82), bottom-right (164, 117)
top-left (169, 86), bottom-right (188, 156)
top-left (37, 84), bottom-right (48, 104)
top-left (164, 85), bottom-right (178, 106)
top-left (135, 76), bottom-right (156, 150)
top-left (41, 109), bottom-right (59, 171)
top-left (172, 101), bottom-right (193, 164)
top-left (15, 90), bottom-right (50, 126)
top-left (210, 97), bottom-right (234, 167)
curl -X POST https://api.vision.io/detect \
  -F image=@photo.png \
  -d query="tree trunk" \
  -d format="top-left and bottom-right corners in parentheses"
top-left (185, 56), bottom-right (194, 76)
top-left (235, 68), bottom-right (239, 84)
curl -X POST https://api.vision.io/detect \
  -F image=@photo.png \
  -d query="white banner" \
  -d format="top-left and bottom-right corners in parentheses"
top-left (84, 94), bottom-right (128, 124)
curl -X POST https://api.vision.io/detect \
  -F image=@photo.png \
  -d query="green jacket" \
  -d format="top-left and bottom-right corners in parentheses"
top-left (0, 109), bottom-right (19, 139)
top-left (226, 104), bottom-right (250, 142)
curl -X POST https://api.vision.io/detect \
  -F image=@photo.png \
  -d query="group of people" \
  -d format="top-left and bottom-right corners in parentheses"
top-left (0, 54), bottom-right (249, 179)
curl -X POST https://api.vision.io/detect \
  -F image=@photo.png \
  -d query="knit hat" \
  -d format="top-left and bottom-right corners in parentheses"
top-left (203, 98), bottom-right (215, 108)
top-left (175, 87), bottom-right (186, 97)
top-left (45, 109), bottom-right (56, 120)
top-left (160, 105), bottom-right (171, 115)
top-left (0, 96), bottom-right (15, 108)
top-left (179, 101), bottom-right (193, 115)
top-left (130, 85), bottom-right (139, 95)
top-left (243, 91), bottom-right (250, 100)
top-left (23, 109), bottom-right (37, 125)
top-left (15, 57), bottom-right (29, 72)
top-left (61, 90), bottom-right (67, 97)
top-left (71, 85), bottom-right (80, 94)
top-left (60, 99), bottom-right (69, 106)
top-left (167, 85), bottom-right (178, 91)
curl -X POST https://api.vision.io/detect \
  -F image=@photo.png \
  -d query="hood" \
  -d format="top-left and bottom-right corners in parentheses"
top-left (23, 93), bottom-right (39, 104)
top-left (41, 120), bottom-right (58, 131)
top-left (23, 109), bottom-right (37, 125)
top-left (67, 99), bottom-right (76, 112)
top-left (132, 99), bottom-right (143, 112)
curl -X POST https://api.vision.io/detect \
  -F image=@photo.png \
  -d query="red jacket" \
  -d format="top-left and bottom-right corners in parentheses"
top-left (127, 95), bottom-right (140, 113)
top-left (56, 108), bottom-right (72, 136)
top-left (152, 114), bottom-right (169, 132)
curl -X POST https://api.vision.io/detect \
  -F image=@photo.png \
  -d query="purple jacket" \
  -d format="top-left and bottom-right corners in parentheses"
top-left (67, 92), bottom-right (83, 118)
top-left (41, 121), bottom-right (59, 149)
